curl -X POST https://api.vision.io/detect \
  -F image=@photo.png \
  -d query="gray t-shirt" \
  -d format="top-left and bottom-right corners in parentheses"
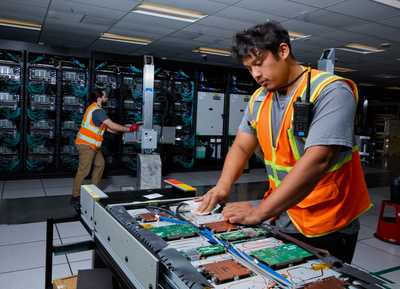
top-left (92, 108), bottom-right (109, 127)
top-left (238, 81), bottom-right (360, 234)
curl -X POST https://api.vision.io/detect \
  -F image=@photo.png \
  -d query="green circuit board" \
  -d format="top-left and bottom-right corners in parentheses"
top-left (251, 243), bottom-right (313, 267)
top-left (148, 223), bottom-right (199, 239)
top-left (195, 244), bottom-right (226, 256)
top-left (219, 230), bottom-right (249, 242)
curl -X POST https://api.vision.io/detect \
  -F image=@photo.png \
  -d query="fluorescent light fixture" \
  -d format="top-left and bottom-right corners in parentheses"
top-left (373, 0), bottom-right (400, 9)
top-left (372, 74), bottom-right (399, 79)
top-left (192, 47), bottom-right (231, 56)
top-left (99, 33), bottom-right (152, 45)
top-left (132, 2), bottom-right (206, 22)
top-left (357, 83), bottom-right (377, 87)
top-left (337, 43), bottom-right (385, 54)
top-left (385, 87), bottom-right (400, 90)
top-left (0, 18), bottom-right (41, 30)
top-left (397, 58), bottom-right (400, 61)
top-left (334, 66), bottom-right (357, 72)
top-left (288, 31), bottom-right (311, 41)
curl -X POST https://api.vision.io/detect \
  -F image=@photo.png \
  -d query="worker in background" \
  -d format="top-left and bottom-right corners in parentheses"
top-left (195, 21), bottom-right (371, 264)
top-left (70, 88), bottom-right (138, 204)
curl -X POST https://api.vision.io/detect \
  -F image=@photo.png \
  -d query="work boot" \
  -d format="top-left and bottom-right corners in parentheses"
top-left (70, 196), bottom-right (80, 205)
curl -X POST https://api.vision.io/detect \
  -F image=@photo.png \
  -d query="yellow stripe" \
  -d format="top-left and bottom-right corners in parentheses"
top-left (82, 185), bottom-right (100, 201)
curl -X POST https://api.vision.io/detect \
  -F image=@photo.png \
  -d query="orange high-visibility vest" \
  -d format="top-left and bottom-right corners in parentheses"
top-left (249, 68), bottom-right (371, 237)
top-left (75, 103), bottom-right (106, 151)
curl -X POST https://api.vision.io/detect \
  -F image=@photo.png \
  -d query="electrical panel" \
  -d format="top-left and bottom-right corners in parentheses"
top-left (229, 94), bottom-right (251, 136)
top-left (196, 92), bottom-right (224, 136)
top-left (0, 50), bottom-right (22, 172)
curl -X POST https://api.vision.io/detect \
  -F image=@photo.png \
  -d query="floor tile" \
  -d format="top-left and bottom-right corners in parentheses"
top-left (0, 222), bottom-right (59, 246)
top-left (0, 241), bottom-right (67, 273)
top-left (360, 237), bottom-right (400, 258)
top-left (358, 225), bottom-right (377, 241)
top-left (45, 186), bottom-right (72, 196)
top-left (70, 259), bottom-right (92, 275)
top-left (352, 242), bottom-right (400, 272)
top-left (56, 221), bottom-right (89, 239)
top-left (0, 264), bottom-right (71, 289)
top-left (42, 178), bottom-right (75, 188)
top-left (163, 173), bottom-right (198, 181)
top-left (2, 188), bottom-right (46, 199)
top-left (0, 181), bottom-right (4, 193)
top-left (359, 214), bottom-right (380, 230)
top-left (4, 180), bottom-right (43, 190)
top-left (186, 179), bottom-right (214, 187)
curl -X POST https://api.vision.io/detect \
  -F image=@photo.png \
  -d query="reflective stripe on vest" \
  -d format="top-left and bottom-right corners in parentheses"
top-left (75, 103), bottom-right (105, 151)
top-left (249, 68), bottom-right (371, 237)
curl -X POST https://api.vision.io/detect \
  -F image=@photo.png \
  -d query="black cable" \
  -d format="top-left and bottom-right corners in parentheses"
top-left (278, 69), bottom-right (307, 90)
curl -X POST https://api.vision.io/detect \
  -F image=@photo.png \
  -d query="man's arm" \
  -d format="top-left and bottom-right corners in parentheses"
top-left (103, 119), bottom-right (131, 133)
top-left (195, 130), bottom-right (259, 213)
top-left (222, 144), bottom-right (342, 225)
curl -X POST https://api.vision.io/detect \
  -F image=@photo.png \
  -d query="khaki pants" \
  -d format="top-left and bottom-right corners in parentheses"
top-left (72, 144), bottom-right (105, 197)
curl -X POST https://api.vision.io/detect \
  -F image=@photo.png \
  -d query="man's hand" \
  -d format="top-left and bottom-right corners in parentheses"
top-left (130, 123), bottom-right (139, 131)
top-left (222, 202), bottom-right (263, 225)
top-left (194, 186), bottom-right (230, 214)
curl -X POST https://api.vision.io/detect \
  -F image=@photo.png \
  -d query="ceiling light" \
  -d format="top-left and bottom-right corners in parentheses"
top-left (373, 0), bottom-right (400, 9)
top-left (337, 43), bottom-right (385, 54)
top-left (288, 31), bottom-right (311, 41)
top-left (0, 18), bottom-right (41, 30)
top-left (99, 33), bottom-right (152, 45)
top-left (132, 2), bottom-right (206, 22)
top-left (372, 74), bottom-right (399, 79)
top-left (334, 66), bottom-right (357, 72)
top-left (385, 87), bottom-right (400, 90)
top-left (357, 83), bottom-right (377, 87)
top-left (192, 47), bottom-right (231, 56)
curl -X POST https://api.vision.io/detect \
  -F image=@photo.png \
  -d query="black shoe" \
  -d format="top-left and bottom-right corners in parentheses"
top-left (70, 196), bottom-right (80, 205)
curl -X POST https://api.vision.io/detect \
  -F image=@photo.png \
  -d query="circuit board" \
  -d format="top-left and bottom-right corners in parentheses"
top-left (148, 223), bottom-right (199, 240)
top-left (195, 244), bottom-right (226, 257)
top-left (251, 243), bottom-right (314, 269)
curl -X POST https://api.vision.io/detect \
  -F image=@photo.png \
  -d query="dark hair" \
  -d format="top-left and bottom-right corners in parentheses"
top-left (89, 88), bottom-right (104, 103)
top-left (230, 20), bottom-right (294, 63)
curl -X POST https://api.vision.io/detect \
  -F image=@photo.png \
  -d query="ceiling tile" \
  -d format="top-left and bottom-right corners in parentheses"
top-left (196, 16), bottom-right (254, 31)
top-left (0, 0), bottom-right (50, 8)
top-left (182, 24), bottom-right (236, 38)
top-left (65, 0), bottom-right (140, 11)
top-left (235, 0), bottom-right (317, 18)
top-left (325, 0), bottom-right (400, 21)
top-left (120, 12), bottom-right (190, 30)
top-left (214, 5), bottom-right (286, 24)
top-left (293, 10), bottom-right (367, 29)
top-left (50, 1), bottom-right (127, 20)
top-left (280, 19), bottom-right (336, 35)
top-left (345, 22), bottom-right (400, 38)
top-left (317, 30), bottom-right (377, 43)
top-left (47, 10), bottom-right (84, 22)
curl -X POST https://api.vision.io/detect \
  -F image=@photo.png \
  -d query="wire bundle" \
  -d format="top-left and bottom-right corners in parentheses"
top-left (130, 88), bottom-right (143, 98)
top-left (30, 56), bottom-right (46, 64)
top-left (27, 133), bottom-right (47, 148)
top-left (26, 159), bottom-right (45, 171)
top-left (181, 134), bottom-right (195, 149)
top-left (173, 155), bottom-right (194, 168)
top-left (0, 107), bottom-right (20, 120)
top-left (1, 79), bottom-right (21, 94)
top-left (0, 132), bottom-right (20, 147)
top-left (69, 110), bottom-right (83, 125)
top-left (126, 111), bottom-right (142, 123)
top-left (68, 83), bottom-right (87, 98)
top-left (27, 108), bottom-right (48, 121)
top-left (28, 81), bottom-right (48, 95)
top-left (0, 158), bottom-right (19, 171)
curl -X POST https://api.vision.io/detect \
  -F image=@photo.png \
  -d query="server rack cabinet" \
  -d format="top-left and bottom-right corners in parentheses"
top-left (0, 50), bottom-right (23, 174)
top-left (25, 53), bottom-right (59, 172)
top-left (59, 57), bottom-right (89, 172)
